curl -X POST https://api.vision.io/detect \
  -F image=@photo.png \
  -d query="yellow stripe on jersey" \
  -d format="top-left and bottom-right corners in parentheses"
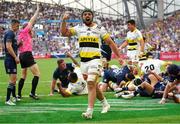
top-left (80, 51), bottom-right (101, 58)
top-left (137, 37), bottom-right (143, 41)
top-left (127, 39), bottom-right (136, 43)
top-left (69, 28), bottom-right (76, 35)
top-left (128, 46), bottom-right (137, 50)
top-left (102, 33), bottom-right (110, 40)
top-left (79, 36), bottom-right (99, 43)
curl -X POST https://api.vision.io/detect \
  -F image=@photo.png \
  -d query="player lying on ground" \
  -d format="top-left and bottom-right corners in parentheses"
top-left (57, 52), bottom-right (88, 97)
top-left (98, 61), bottom-right (136, 92)
top-left (49, 58), bottom-right (74, 96)
top-left (119, 70), bottom-right (168, 99)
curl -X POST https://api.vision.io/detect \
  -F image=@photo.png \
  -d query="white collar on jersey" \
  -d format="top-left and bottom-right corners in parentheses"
top-left (83, 23), bottom-right (97, 29)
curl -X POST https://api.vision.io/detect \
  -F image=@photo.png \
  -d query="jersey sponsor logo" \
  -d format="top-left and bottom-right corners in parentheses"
top-left (79, 36), bottom-right (99, 43)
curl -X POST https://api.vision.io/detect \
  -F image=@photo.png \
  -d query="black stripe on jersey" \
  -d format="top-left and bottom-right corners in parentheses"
top-left (81, 56), bottom-right (101, 62)
top-left (80, 42), bottom-right (99, 48)
top-left (129, 42), bottom-right (138, 46)
top-left (128, 48), bottom-right (137, 50)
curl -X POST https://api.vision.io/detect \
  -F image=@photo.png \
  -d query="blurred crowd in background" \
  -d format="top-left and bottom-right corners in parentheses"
top-left (0, 1), bottom-right (179, 57)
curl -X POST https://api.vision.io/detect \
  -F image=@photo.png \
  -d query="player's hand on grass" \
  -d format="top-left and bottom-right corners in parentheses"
top-left (49, 93), bottom-right (54, 96)
top-left (159, 98), bottom-right (166, 104)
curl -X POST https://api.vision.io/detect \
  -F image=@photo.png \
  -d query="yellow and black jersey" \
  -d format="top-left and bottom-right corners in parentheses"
top-left (69, 24), bottom-right (110, 62)
top-left (126, 28), bottom-right (143, 51)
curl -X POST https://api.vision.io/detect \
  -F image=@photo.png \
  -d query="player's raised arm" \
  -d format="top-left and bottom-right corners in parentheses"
top-left (29, 4), bottom-right (40, 27)
top-left (61, 12), bottom-right (74, 37)
top-left (65, 51), bottom-right (80, 67)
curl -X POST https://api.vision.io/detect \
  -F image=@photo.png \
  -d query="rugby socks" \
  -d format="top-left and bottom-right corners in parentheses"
top-left (134, 86), bottom-right (143, 96)
top-left (6, 83), bottom-right (14, 101)
top-left (101, 97), bottom-right (108, 106)
top-left (11, 83), bottom-right (16, 98)
top-left (31, 76), bottom-right (39, 95)
top-left (18, 78), bottom-right (25, 97)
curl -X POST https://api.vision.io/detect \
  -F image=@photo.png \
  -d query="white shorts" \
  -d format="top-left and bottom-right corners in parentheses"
top-left (80, 59), bottom-right (102, 75)
top-left (127, 50), bottom-right (139, 62)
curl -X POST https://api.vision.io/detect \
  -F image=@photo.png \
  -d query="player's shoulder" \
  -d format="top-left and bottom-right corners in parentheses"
top-left (54, 68), bottom-right (60, 73)
top-left (135, 28), bottom-right (141, 32)
top-left (5, 30), bottom-right (14, 36)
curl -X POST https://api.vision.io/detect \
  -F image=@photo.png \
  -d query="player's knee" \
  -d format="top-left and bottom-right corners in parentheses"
top-left (22, 72), bottom-right (27, 79)
top-left (10, 75), bottom-right (17, 83)
top-left (87, 81), bottom-right (96, 90)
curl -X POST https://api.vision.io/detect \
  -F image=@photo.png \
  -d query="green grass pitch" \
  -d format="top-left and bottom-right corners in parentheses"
top-left (0, 58), bottom-right (180, 123)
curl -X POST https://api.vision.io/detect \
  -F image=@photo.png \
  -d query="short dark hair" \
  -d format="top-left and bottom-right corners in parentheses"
top-left (127, 19), bottom-right (136, 25)
top-left (57, 59), bottom-right (64, 65)
top-left (133, 78), bottom-right (142, 86)
top-left (69, 72), bottom-right (78, 83)
top-left (11, 19), bottom-right (20, 25)
top-left (167, 64), bottom-right (179, 76)
top-left (82, 8), bottom-right (94, 17)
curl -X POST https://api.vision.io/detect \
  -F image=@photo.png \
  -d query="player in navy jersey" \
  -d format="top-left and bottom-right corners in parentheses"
top-left (159, 64), bottom-right (180, 104)
top-left (3, 19), bottom-right (20, 105)
top-left (49, 59), bottom-right (74, 96)
top-left (99, 65), bottom-right (135, 92)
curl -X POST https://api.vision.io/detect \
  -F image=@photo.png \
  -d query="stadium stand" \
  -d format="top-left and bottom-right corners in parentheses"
top-left (0, 1), bottom-right (179, 57)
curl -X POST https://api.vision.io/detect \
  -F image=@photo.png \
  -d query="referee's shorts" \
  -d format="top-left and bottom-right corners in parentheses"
top-left (19, 51), bottom-right (36, 68)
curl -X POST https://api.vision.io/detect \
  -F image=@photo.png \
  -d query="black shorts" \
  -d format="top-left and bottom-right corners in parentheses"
top-left (4, 57), bottom-right (17, 74)
top-left (19, 51), bottom-right (36, 68)
top-left (139, 89), bottom-right (153, 97)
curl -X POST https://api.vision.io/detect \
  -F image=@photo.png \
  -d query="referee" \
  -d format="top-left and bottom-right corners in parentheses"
top-left (4, 19), bottom-right (20, 105)
top-left (17, 4), bottom-right (40, 100)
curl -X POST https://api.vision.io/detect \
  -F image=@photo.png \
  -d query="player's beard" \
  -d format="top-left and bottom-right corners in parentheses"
top-left (83, 17), bottom-right (93, 26)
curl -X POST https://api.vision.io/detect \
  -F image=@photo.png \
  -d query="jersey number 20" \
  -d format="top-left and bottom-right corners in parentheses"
top-left (145, 64), bottom-right (155, 72)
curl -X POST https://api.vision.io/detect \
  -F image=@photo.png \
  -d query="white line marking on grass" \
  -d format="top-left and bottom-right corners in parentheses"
top-left (0, 94), bottom-right (48, 98)
top-left (0, 106), bottom-right (167, 115)
top-left (0, 80), bottom-right (51, 84)
top-left (23, 103), bottom-right (162, 107)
